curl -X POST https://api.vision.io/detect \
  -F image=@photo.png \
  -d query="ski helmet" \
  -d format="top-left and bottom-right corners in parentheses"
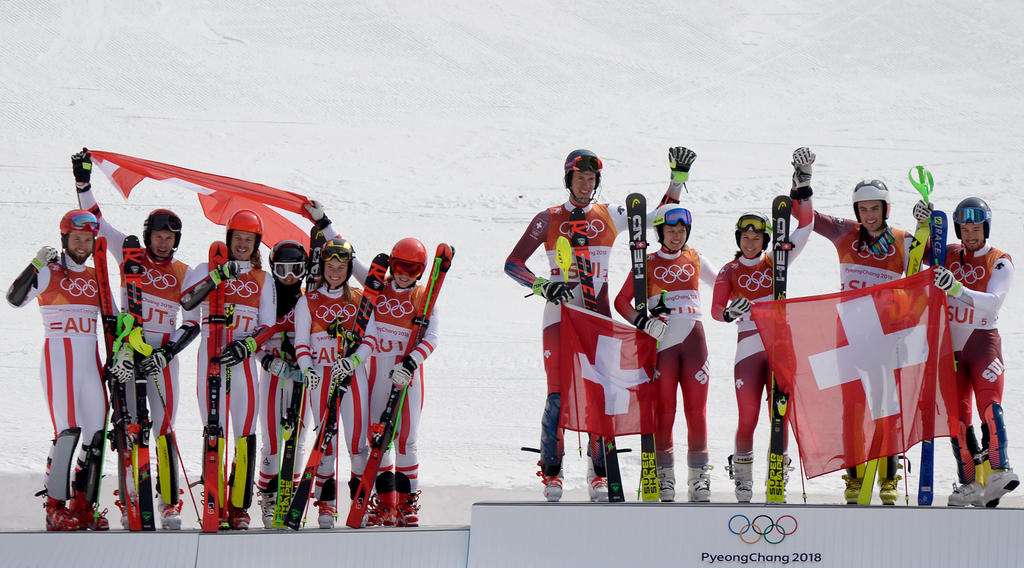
top-left (652, 203), bottom-right (692, 246)
top-left (390, 237), bottom-right (427, 279)
top-left (734, 212), bottom-right (771, 251)
top-left (269, 239), bottom-right (308, 281)
top-left (226, 209), bottom-right (264, 250)
top-left (852, 179), bottom-right (890, 222)
top-left (143, 209), bottom-right (182, 251)
top-left (59, 209), bottom-right (99, 250)
top-left (563, 149), bottom-right (603, 190)
top-left (953, 196), bottom-right (992, 239)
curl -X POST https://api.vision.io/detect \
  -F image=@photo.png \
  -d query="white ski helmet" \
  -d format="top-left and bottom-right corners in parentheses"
top-left (652, 203), bottom-right (692, 245)
top-left (852, 179), bottom-right (890, 222)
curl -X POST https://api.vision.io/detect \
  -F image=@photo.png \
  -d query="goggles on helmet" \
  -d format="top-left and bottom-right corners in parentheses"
top-left (736, 214), bottom-right (768, 232)
top-left (148, 212), bottom-right (182, 232)
top-left (69, 212), bottom-right (99, 233)
top-left (322, 243), bottom-right (353, 264)
top-left (273, 261), bottom-right (306, 280)
top-left (954, 206), bottom-right (991, 225)
top-left (391, 259), bottom-right (425, 278)
top-left (654, 207), bottom-right (692, 227)
top-left (565, 155), bottom-right (603, 173)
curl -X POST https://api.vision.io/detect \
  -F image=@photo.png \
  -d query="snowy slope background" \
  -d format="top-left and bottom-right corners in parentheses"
top-left (2, 1), bottom-right (1023, 528)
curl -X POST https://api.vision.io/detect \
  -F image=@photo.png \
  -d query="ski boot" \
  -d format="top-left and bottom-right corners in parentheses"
top-left (688, 465), bottom-right (712, 503)
top-left (947, 481), bottom-right (985, 507)
top-left (226, 504), bottom-right (250, 530)
top-left (842, 474), bottom-right (862, 504)
top-left (587, 459), bottom-right (609, 503)
top-left (68, 492), bottom-right (109, 531)
top-left (315, 499), bottom-right (336, 529)
top-left (398, 491), bottom-right (421, 527)
top-left (45, 497), bottom-right (80, 531)
top-left (368, 490), bottom-right (398, 526)
top-left (726, 454), bottom-right (753, 503)
top-left (656, 465), bottom-right (675, 502)
top-left (984, 469), bottom-right (1020, 508)
top-left (158, 493), bottom-right (183, 530)
top-left (536, 462), bottom-right (563, 503)
top-left (258, 490), bottom-right (276, 528)
top-left (878, 475), bottom-right (901, 506)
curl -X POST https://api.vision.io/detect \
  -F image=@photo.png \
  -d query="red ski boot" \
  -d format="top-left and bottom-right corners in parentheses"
top-left (45, 497), bottom-right (80, 532)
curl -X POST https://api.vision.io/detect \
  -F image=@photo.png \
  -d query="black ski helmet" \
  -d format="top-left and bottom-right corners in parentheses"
top-left (321, 237), bottom-right (355, 286)
top-left (563, 149), bottom-right (602, 190)
top-left (269, 240), bottom-right (308, 281)
top-left (143, 209), bottom-right (182, 252)
top-left (734, 212), bottom-right (771, 251)
top-left (953, 196), bottom-right (992, 239)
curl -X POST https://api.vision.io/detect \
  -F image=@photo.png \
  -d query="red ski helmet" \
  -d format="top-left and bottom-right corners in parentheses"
top-left (226, 209), bottom-right (264, 250)
top-left (59, 209), bottom-right (99, 250)
top-left (390, 237), bottom-right (427, 279)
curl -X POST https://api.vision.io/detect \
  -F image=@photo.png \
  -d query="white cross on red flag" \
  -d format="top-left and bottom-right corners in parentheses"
top-left (559, 304), bottom-right (657, 438)
top-left (750, 269), bottom-right (958, 477)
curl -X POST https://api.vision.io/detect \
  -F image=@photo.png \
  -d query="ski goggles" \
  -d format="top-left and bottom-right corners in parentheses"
top-left (654, 207), bottom-right (692, 227)
top-left (391, 259), bottom-right (425, 278)
top-left (953, 206), bottom-right (990, 225)
top-left (322, 243), bottom-right (353, 264)
top-left (148, 212), bottom-right (182, 232)
top-left (565, 155), bottom-right (603, 173)
top-left (736, 214), bottom-right (768, 232)
top-left (272, 261), bottom-right (306, 280)
top-left (69, 212), bottom-right (99, 233)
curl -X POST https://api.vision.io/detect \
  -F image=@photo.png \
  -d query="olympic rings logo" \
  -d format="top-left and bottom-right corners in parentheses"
top-left (948, 261), bottom-right (986, 285)
top-left (315, 303), bottom-right (356, 323)
top-left (728, 514), bottom-right (798, 545)
top-left (226, 280), bottom-right (260, 298)
top-left (60, 277), bottom-right (98, 298)
top-left (851, 240), bottom-right (896, 261)
top-left (376, 298), bottom-right (414, 317)
top-left (558, 218), bottom-right (605, 239)
top-left (737, 269), bottom-right (772, 292)
top-left (142, 269), bottom-right (178, 290)
top-left (653, 264), bottom-right (695, 283)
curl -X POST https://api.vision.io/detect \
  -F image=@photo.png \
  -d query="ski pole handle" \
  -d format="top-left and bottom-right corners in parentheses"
top-left (908, 166), bottom-right (934, 203)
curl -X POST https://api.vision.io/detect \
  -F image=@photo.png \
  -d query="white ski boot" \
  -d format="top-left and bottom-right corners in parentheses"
top-left (158, 495), bottom-right (182, 530)
top-left (688, 465), bottom-right (712, 503)
top-left (947, 481), bottom-right (985, 507)
top-left (536, 464), bottom-right (563, 503)
top-left (258, 490), bottom-right (277, 528)
top-left (727, 453), bottom-right (753, 503)
top-left (656, 465), bottom-right (675, 502)
top-left (983, 469), bottom-right (1020, 508)
top-left (316, 499), bottom-right (336, 529)
top-left (587, 459), bottom-right (609, 503)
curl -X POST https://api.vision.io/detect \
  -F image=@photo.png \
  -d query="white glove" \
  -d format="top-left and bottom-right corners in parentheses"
top-left (723, 297), bottom-right (752, 323)
top-left (302, 366), bottom-right (322, 390)
top-left (791, 147), bottom-right (815, 197)
top-left (32, 246), bottom-right (58, 270)
top-left (389, 356), bottom-right (418, 388)
top-left (332, 354), bottom-right (361, 382)
top-left (933, 266), bottom-right (963, 298)
top-left (913, 199), bottom-right (934, 223)
top-left (110, 345), bottom-right (135, 383)
top-left (304, 200), bottom-right (325, 222)
top-left (263, 356), bottom-right (303, 383)
top-left (633, 313), bottom-right (668, 341)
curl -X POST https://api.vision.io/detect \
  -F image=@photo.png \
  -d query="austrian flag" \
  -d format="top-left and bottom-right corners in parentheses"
top-left (750, 269), bottom-right (958, 477)
top-left (559, 304), bottom-right (657, 438)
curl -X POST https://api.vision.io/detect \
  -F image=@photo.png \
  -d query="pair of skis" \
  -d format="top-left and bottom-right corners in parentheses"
top-left (345, 243), bottom-right (454, 528)
top-left (283, 253), bottom-right (390, 530)
top-left (94, 236), bottom-right (157, 530)
top-left (766, 196), bottom-right (793, 503)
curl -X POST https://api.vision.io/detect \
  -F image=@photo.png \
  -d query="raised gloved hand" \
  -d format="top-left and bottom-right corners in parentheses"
top-left (790, 147), bottom-right (815, 199)
top-left (32, 246), bottom-right (58, 270)
top-left (110, 345), bottom-right (135, 383)
top-left (218, 337), bottom-right (257, 367)
top-left (913, 199), bottom-right (934, 223)
top-left (723, 297), bottom-right (752, 323)
top-left (389, 355), bottom-right (418, 388)
top-left (71, 148), bottom-right (92, 188)
top-left (532, 277), bottom-right (573, 305)
top-left (303, 199), bottom-right (332, 229)
top-left (669, 146), bottom-right (697, 183)
top-left (933, 266), bottom-right (963, 298)
top-left (633, 313), bottom-right (668, 341)
top-left (209, 261), bottom-right (240, 285)
top-left (332, 354), bottom-right (361, 384)
top-left (140, 346), bottom-right (171, 377)
top-left (303, 366), bottom-right (322, 390)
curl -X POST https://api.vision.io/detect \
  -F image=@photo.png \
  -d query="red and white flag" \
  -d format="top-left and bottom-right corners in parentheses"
top-left (750, 269), bottom-right (958, 477)
top-left (559, 304), bottom-right (657, 438)
top-left (89, 150), bottom-right (313, 249)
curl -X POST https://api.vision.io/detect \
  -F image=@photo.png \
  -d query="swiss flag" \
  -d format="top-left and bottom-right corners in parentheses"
top-left (89, 150), bottom-right (313, 249)
top-left (750, 269), bottom-right (958, 477)
top-left (559, 304), bottom-right (657, 438)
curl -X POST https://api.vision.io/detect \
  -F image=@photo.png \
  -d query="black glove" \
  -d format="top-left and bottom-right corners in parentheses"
top-left (140, 346), bottom-right (172, 377)
top-left (217, 337), bottom-right (257, 367)
top-left (532, 278), bottom-right (573, 305)
top-left (669, 147), bottom-right (697, 183)
top-left (72, 148), bottom-right (92, 188)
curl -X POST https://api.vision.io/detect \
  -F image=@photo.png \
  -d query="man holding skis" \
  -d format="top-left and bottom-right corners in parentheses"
top-left (503, 147), bottom-right (689, 502)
